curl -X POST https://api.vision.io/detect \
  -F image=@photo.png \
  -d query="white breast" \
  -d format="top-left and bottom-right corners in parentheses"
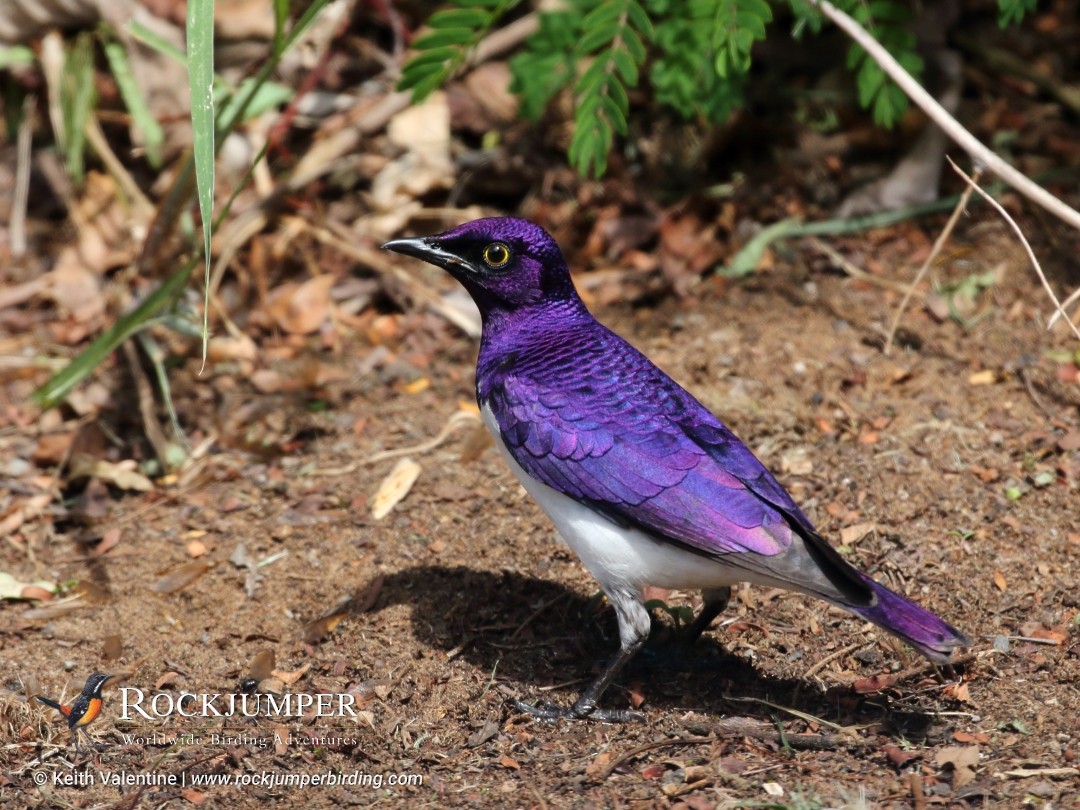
top-left (480, 404), bottom-right (743, 594)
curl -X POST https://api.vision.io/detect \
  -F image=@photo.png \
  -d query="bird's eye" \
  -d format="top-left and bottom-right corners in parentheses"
top-left (482, 242), bottom-right (511, 269)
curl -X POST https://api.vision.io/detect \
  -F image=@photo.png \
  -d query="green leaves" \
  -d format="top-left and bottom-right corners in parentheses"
top-left (843, 0), bottom-right (922, 127)
top-left (399, 1), bottom-right (522, 101)
top-left (705, 0), bottom-right (772, 79)
top-left (997, 0), bottom-right (1037, 27)
top-left (568, 0), bottom-right (653, 177)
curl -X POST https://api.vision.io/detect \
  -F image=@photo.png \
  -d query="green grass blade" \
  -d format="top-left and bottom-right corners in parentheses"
top-left (127, 20), bottom-right (188, 64)
top-left (101, 31), bottom-right (165, 167)
top-left (186, 0), bottom-right (216, 362)
top-left (32, 261), bottom-right (196, 409)
top-left (62, 33), bottom-right (96, 184)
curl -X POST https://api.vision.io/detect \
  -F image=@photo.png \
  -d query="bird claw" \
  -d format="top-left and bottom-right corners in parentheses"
top-left (510, 698), bottom-right (645, 723)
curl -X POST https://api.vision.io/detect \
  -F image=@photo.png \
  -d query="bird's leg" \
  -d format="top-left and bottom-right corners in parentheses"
top-left (512, 588), bottom-right (648, 723)
top-left (682, 586), bottom-right (732, 646)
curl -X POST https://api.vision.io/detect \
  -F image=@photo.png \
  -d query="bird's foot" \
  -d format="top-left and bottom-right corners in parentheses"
top-left (510, 698), bottom-right (644, 723)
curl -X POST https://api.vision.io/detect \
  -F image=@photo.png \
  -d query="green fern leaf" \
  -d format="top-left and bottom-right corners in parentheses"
top-left (398, 0), bottom-right (522, 102)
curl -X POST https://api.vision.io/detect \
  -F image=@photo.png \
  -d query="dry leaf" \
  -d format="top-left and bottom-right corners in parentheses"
top-left (585, 751), bottom-right (612, 778)
top-left (248, 650), bottom-right (276, 682)
top-left (993, 570), bottom-right (1007, 592)
top-left (839, 522), bottom-right (876, 545)
top-left (69, 454), bottom-right (153, 491)
top-left (150, 561), bottom-right (213, 593)
top-left (371, 458), bottom-right (422, 519)
top-left (499, 755), bottom-right (521, 770)
top-left (96, 527), bottom-right (122, 555)
top-left (0, 572), bottom-right (56, 601)
top-left (23, 595), bottom-right (86, 620)
top-left (102, 635), bottom-right (123, 661)
top-left (155, 671), bottom-right (181, 690)
top-left (780, 447), bottom-right (813, 475)
top-left (935, 745), bottom-right (980, 787)
top-left (266, 275), bottom-right (336, 335)
top-left (303, 612), bottom-right (348, 644)
top-left (272, 663), bottom-right (311, 685)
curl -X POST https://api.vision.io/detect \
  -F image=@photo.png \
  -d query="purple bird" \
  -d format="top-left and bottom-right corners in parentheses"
top-left (384, 217), bottom-right (970, 722)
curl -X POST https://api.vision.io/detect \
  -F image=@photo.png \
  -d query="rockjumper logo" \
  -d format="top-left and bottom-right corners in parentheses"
top-left (119, 689), bottom-right (359, 721)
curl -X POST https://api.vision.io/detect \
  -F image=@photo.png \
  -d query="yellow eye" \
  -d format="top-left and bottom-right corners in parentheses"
top-left (482, 242), bottom-right (511, 268)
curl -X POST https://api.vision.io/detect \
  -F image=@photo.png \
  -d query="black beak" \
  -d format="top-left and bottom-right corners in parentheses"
top-left (382, 237), bottom-right (470, 274)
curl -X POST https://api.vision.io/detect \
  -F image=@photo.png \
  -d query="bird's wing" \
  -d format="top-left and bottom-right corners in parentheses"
top-left (487, 374), bottom-right (806, 559)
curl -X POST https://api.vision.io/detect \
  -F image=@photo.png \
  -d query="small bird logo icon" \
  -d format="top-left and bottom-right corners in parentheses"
top-left (36, 673), bottom-right (111, 752)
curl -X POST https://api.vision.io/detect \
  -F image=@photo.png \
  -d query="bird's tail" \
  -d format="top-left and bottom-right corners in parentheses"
top-left (846, 573), bottom-right (971, 664)
top-left (35, 695), bottom-right (64, 712)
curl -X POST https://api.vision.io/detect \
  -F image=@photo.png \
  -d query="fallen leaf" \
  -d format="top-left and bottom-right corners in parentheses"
top-left (993, 570), bottom-right (1007, 592)
top-left (0, 572), bottom-right (57, 601)
top-left (69, 454), bottom-right (153, 491)
top-left (155, 671), bottom-right (181, 690)
top-left (303, 612), bottom-right (348, 644)
top-left (266, 275), bottom-right (337, 335)
top-left (102, 635), bottom-right (123, 661)
top-left (499, 755), bottom-right (520, 770)
top-left (272, 663), bottom-right (311, 685)
top-left (467, 718), bottom-right (499, 748)
top-left (882, 744), bottom-right (922, 768)
top-left (371, 458), bottom-right (422, 519)
top-left (943, 682), bottom-right (973, 703)
top-left (95, 527), bottom-right (122, 555)
top-left (935, 745), bottom-right (980, 787)
top-left (585, 751), bottom-right (612, 778)
top-left (23, 595), bottom-right (86, 620)
top-left (953, 731), bottom-right (991, 744)
top-left (150, 561), bottom-right (213, 593)
top-left (248, 651), bottom-right (276, 682)
top-left (839, 522), bottom-right (876, 545)
top-left (853, 672), bottom-right (899, 694)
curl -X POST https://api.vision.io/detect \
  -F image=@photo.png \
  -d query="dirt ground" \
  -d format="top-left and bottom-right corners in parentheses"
top-left (2, 220), bottom-right (1079, 809)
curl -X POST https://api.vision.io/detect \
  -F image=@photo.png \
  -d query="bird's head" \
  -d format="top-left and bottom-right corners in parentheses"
top-left (382, 217), bottom-right (578, 316)
top-left (83, 673), bottom-right (111, 696)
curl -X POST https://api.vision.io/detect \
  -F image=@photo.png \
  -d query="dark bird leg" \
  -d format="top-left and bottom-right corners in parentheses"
top-left (512, 587), bottom-right (648, 723)
top-left (683, 586), bottom-right (732, 646)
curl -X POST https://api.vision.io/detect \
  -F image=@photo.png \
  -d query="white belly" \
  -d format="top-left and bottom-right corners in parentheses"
top-left (480, 404), bottom-right (743, 593)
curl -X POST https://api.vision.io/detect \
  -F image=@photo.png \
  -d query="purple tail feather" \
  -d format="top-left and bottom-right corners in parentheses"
top-left (847, 574), bottom-right (971, 664)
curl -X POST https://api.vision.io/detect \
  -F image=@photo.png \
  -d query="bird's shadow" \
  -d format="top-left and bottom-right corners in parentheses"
top-left (362, 566), bottom-right (946, 739)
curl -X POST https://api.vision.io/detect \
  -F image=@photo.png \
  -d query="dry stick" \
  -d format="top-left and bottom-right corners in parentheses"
top-left (1048, 284), bottom-right (1080, 330)
top-left (947, 157), bottom-right (1080, 342)
top-left (681, 717), bottom-right (868, 752)
top-left (808, 0), bottom-right (1080, 232)
top-left (11, 94), bottom-right (34, 258)
top-left (802, 639), bottom-right (872, 680)
top-left (599, 736), bottom-right (714, 781)
top-left (883, 173), bottom-right (980, 355)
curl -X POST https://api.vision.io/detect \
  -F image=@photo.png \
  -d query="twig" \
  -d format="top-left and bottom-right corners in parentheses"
top-left (910, 771), bottom-right (926, 810)
top-left (312, 411), bottom-right (482, 476)
top-left (803, 640), bottom-right (872, 680)
top-left (1019, 368), bottom-right (1056, 421)
top-left (599, 736), bottom-right (713, 780)
top-left (807, 0), bottom-right (1080, 232)
top-left (312, 220), bottom-right (482, 337)
top-left (804, 237), bottom-right (926, 297)
top-left (884, 172), bottom-right (980, 355)
top-left (948, 158), bottom-right (1080, 342)
top-left (681, 717), bottom-right (867, 752)
top-left (1047, 284), bottom-right (1080, 331)
top-left (11, 94), bottom-right (34, 258)
top-left (510, 593), bottom-right (567, 640)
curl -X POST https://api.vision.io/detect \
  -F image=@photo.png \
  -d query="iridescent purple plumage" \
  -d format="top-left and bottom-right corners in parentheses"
top-left (384, 217), bottom-right (969, 720)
